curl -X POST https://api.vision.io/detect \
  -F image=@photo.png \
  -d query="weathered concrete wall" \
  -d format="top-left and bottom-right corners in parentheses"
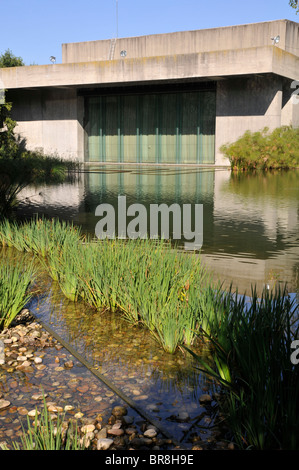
top-left (2, 46), bottom-right (298, 91)
top-left (281, 78), bottom-right (299, 127)
top-left (8, 88), bottom-right (84, 162)
top-left (62, 19), bottom-right (299, 63)
top-left (215, 75), bottom-right (285, 165)
top-left (1, 20), bottom-right (298, 166)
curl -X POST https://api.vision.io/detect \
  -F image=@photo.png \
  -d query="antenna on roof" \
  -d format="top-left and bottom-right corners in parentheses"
top-left (116, 0), bottom-right (118, 39)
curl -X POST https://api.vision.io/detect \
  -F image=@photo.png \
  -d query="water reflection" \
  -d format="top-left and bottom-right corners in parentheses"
top-left (18, 166), bottom-right (299, 294)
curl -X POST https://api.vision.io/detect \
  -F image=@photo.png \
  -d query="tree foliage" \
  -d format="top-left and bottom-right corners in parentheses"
top-left (289, 0), bottom-right (299, 13)
top-left (0, 49), bottom-right (24, 68)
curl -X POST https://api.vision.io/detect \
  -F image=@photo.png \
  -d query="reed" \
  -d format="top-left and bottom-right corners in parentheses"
top-left (186, 285), bottom-right (299, 449)
top-left (11, 398), bottom-right (85, 450)
top-left (0, 218), bottom-right (212, 353)
top-left (0, 260), bottom-right (36, 329)
top-left (0, 217), bottom-right (83, 256)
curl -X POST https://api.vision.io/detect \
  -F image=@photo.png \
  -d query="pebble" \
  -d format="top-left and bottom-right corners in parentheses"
top-left (144, 428), bottom-right (157, 438)
top-left (97, 438), bottom-right (114, 450)
top-left (0, 310), bottom-right (225, 451)
top-left (0, 400), bottom-right (10, 410)
top-left (32, 393), bottom-right (48, 401)
top-left (28, 409), bottom-right (40, 417)
top-left (112, 406), bottom-right (127, 418)
top-left (199, 394), bottom-right (213, 403)
top-left (107, 427), bottom-right (124, 436)
top-left (81, 424), bottom-right (95, 434)
top-left (177, 412), bottom-right (190, 422)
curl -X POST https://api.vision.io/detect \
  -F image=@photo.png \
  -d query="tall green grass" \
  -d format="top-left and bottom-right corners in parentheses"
top-left (0, 218), bottom-right (211, 353)
top-left (10, 399), bottom-right (85, 450)
top-left (186, 285), bottom-right (299, 449)
top-left (0, 260), bottom-right (36, 329)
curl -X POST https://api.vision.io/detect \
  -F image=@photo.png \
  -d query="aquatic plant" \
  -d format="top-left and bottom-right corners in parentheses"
top-left (0, 218), bottom-right (213, 353)
top-left (10, 398), bottom-right (85, 450)
top-left (186, 285), bottom-right (299, 450)
top-left (0, 260), bottom-right (36, 329)
top-left (0, 217), bottom-right (83, 256)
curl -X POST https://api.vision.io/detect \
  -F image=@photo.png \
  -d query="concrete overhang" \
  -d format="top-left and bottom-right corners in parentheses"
top-left (1, 45), bottom-right (298, 91)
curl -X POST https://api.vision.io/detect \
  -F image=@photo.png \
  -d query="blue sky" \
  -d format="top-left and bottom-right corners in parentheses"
top-left (1, 0), bottom-right (298, 65)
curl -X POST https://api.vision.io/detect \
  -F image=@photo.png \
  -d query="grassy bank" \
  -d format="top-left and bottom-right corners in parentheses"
top-left (220, 126), bottom-right (299, 170)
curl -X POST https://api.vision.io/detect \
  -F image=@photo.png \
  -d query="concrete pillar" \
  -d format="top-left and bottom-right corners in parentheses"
top-left (215, 75), bottom-right (283, 165)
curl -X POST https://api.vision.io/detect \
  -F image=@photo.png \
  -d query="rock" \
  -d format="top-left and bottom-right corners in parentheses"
top-left (16, 360), bottom-right (32, 369)
top-left (17, 356), bottom-right (27, 361)
top-left (112, 406), bottom-right (127, 418)
top-left (144, 428), bottom-right (157, 438)
top-left (28, 409), bottom-right (40, 417)
top-left (64, 405), bottom-right (74, 412)
top-left (199, 394), bottom-right (212, 403)
top-left (97, 428), bottom-right (107, 439)
top-left (32, 393), bottom-right (48, 400)
top-left (125, 427), bottom-right (136, 436)
top-left (122, 415), bottom-right (134, 425)
top-left (31, 331), bottom-right (41, 339)
top-left (34, 357), bottom-right (43, 364)
top-left (64, 361), bottom-right (73, 369)
top-left (146, 404), bottom-right (159, 412)
top-left (77, 384), bottom-right (89, 393)
top-left (134, 394), bottom-right (148, 401)
top-left (107, 427), bottom-right (124, 436)
top-left (0, 400), bottom-right (10, 411)
top-left (97, 438), bottom-right (114, 450)
top-left (81, 424), bottom-right (95, 434)
top-left (177, 412), bottom-right (190, 422)
top-left (47, 404), bottom-right (63, 413)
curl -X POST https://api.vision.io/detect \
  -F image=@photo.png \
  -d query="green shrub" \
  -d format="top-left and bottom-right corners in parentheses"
top-left (220, 126), bottom-right (299, 170)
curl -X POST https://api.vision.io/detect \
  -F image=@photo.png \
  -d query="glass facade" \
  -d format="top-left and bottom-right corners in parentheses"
top-left (85, 88), bottom-right (216, 164)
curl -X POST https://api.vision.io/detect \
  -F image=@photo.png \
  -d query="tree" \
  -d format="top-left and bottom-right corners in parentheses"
top-left (289, 0), bottom-right (299, 13)
top-left (0, 49), bottom-right (24, 68)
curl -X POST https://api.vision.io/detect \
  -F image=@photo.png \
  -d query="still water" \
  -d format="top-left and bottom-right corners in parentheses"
top-left (11, 166), bottom-right (299, 447)
top-left (18, 166), bottom-right (299, 295)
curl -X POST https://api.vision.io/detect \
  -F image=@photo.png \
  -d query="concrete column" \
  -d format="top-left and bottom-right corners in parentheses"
top-left (215, 75), bottom-right (283, 165)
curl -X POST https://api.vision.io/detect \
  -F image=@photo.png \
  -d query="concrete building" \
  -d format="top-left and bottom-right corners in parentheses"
top-left (1, 19), bottom-right (299, 166)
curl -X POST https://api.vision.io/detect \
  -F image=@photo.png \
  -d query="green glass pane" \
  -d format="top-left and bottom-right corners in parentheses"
top-left (159, 94), bottom-right (177, 164)
top-left (123, 95), bottom-right (137, 163)
top-left (139, 94), bottom-right (157, 163)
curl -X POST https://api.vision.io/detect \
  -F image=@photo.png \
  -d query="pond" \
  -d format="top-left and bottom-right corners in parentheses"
top-left (18, 166), bottom-right (299, 296)
top-left (7, 166), bottom-right (298, 448)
